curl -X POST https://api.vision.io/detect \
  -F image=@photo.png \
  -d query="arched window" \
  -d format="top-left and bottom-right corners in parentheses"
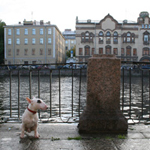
top-left (113, 31), bottom-right (118, 44)
top-left (81, 31), bottom-right (94, 43)
top-left (127, 32), bottom-right (131, 42)
top-left (98, 31), bottom-right (104, 44)
top-left (85, 32), bottom-right (89, 40)
top-left (143, 47), bottom-right (149, 56)
top-left (122, 32), bottom-right (135, 43)
top-left (106, 31), bottom-right (111, 44)
top-left (143, 31), bottom-right (149, 45)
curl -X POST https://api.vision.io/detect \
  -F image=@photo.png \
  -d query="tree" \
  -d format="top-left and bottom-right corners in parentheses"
top-left (0, 20), bottom-right (6, 64)
top-left (66, 46), bottom-right (76, 58)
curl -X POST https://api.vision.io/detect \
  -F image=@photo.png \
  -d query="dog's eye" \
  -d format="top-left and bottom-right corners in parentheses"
top-left (37, 100), bottom-right (41, 103)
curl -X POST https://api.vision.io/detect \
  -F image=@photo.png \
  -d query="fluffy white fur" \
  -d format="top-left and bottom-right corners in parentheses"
top-left (20, 97), bottom-right (48, 138)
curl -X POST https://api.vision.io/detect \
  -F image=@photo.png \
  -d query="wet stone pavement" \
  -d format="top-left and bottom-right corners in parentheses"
top-left (1, 123), bottom-right (150, 150)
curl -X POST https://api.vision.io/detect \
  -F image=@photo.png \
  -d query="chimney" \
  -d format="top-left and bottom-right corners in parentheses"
top-left (40, 20), bottom-right (44, 25)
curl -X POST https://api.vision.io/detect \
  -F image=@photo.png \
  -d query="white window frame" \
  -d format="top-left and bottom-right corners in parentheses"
top-left (48, 38), bottom-right (51, 44)
top-left (48, 28), bottom-right (51, 34)
top-left (24, 38), bottom-right (28, 44)
top-left (8, 29), bottom-right (11, 35)
top-left (32, 28), bottom-right (36, 35)
top-left (32, 38), bottom-right (36, 44)
top-left (40, 38), bottom-right (43, 44)
top-left (16, 29), bottom-right (20, 35)
top-left (40, 28), bottom-right (43, 35)
top-left (8, 38), bottom-right (11, 45)
top-left (16, 38), bottom-right (20, 45)
top-left (24, 29), bottom-right (28, 35)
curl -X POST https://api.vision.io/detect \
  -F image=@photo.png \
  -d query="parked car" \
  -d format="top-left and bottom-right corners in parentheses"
top-left (22, 65), bottom-right (29, 69)
top-left (63, 65), bottom-right (70, 69)
top-left (8, 66), bottom-right (17, 69)
top-left (37, 65), bottom-right (49, 69)
top-left (141, 65), bottom-right (150, 69)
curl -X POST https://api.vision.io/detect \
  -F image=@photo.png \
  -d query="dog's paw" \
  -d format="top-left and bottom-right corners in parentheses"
top-left (35, 134), bottom-right (40, 138)
top-left (20, 135), bottom-right (24, 138)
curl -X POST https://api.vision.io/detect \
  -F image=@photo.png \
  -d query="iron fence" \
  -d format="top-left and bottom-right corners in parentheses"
top-left (0, 62), bottom-right (150, 124)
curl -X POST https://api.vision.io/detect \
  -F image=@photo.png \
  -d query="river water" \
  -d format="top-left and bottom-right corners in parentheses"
top-left (0, 73), bottom-right (150, 123)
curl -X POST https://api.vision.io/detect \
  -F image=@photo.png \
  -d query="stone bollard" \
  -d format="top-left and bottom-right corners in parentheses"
top-left (78, 54), bottom-right (128, 134)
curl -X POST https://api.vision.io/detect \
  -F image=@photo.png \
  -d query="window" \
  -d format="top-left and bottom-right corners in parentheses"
top-left (123, 32), bottom-right (135, 43)
top-left (48, 38), bottom-right (51, 44)
top-left (32, 29), bottom-right (36, 35)
top-left (48, 48), bottom-right (51, 55)
top-left (127, 33), bottom-right (131, 42)
top-left (113, 48), bottom-right (118, 55)
top-left (71, 41), bottom-right (74, 44)
top-left (81, 32), bottom-right (94, 43)
top-left (24, 29), bottom-right (28, 35)
top-left (99, 48), bottom-right (103, 54)
top-left (85, 45), bottom-right (90, 55)
top-left (40, 38), bottom-right (43, 44)
top-left (143, 31), bottom-right (149, 45)
top-left (16, 29), bottom-right (20, 35)
top-left (79, 48), bottom-right (83, 55)
top-left (24, 38), bottom-right (28, 44)
top-left (48, 28), bottom-right (51, 34)
top-left (105, 45), bottom-right (111, 54)
top-left (133, 48), bottom-right (137, 56)
top-left (16, 38), bottom-right (20, 45)
top-left (113, 32), bottom-right (118, 44)
top-left (8, 49), bottom-right (11, 56)
top-left (24, 49), bottom-right (28, 55)
top-left (8, 38), bottom-right (11, 45)
top-left (32, 61), bottom-right (36, 64)
top-left (40, 49), bottom-right (43, 55)
top-left (126, 46), bottom-right (131, 56)
top-left (32, 49), bottom-right (35, 55)
top-left (40, 28), bottom-right (43, 35)
top-left (92, 48), bottom-right (95, 55)
top-left (121, 48), bottom-right (124, 55)
top-left (106, 31), bottom-right (111, 44)
top-left (65, 41), bottom-right (68, 44)
top-left (32, 38), bottom-right (36, 44)
top-left (143, 47), bottom-right (149, 56)
top-left (8, 29), bottom-right (11, 35)
top-left (24, 61), bottom-right (28, 64)
top-left (99, 31), bottom-right (104, 44)
top-left (16, 49), bottom-right (20, 56)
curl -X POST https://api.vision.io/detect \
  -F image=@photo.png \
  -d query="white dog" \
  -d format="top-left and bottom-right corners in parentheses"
top-left (20, 97), bottom-right (48, 138)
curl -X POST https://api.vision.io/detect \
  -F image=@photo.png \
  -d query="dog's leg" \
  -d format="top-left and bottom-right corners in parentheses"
top-left (20, 124), bottom-right (25, 138)
top-left (34, 125), bottom-right (40, 138)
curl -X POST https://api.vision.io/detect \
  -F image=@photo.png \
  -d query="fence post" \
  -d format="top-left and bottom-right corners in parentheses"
top-left (78, 54), bottom-right (128, 134)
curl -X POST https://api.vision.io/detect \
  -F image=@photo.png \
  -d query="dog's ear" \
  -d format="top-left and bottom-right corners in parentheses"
top-left (26, 97), bottom-right (32, 103)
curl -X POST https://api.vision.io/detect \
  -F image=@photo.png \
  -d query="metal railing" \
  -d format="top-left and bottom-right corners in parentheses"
top-left (0, 62), bottom-right (150, 124)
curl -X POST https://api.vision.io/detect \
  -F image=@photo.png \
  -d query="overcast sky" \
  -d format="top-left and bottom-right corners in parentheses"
top-left (1, 0), bottom-right (150, 32)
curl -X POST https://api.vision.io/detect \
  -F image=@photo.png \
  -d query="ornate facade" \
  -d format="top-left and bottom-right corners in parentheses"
top-left (76, 11), bottom-right (150, 62)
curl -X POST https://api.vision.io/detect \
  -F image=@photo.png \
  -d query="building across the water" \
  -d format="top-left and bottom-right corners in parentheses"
top-left (4, 20), bottom-right (65, 64)
top-left (76, 11), bottom-right (150, 62)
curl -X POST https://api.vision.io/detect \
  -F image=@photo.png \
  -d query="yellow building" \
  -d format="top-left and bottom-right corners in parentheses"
top-left (76, 11), bottom-right (150, 62)
top-left (4, 20), bottom-right (65, 64)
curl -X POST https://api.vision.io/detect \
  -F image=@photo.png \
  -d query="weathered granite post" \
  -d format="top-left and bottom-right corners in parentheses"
top-left (78, 54), bottom-right (128, 134)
